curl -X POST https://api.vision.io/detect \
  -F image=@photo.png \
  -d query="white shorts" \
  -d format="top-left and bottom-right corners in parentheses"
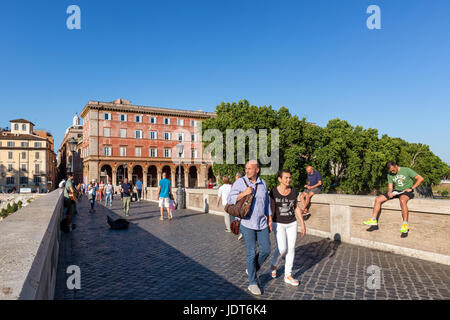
top-left (159, 197), bottom-right (170, 208)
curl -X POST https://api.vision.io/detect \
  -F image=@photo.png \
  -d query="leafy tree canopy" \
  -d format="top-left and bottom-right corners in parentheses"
top-left (202, 100), bottom-right (449, 194)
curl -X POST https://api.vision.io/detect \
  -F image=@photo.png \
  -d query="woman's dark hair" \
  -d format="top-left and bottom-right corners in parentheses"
top-left (386, 161), bottom-right (397, 169)
top-left (277, 169), bottom-right (292, 179)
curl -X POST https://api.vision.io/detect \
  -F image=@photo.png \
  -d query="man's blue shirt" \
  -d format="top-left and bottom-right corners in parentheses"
top-left (227, 176), bottom-right (271, 230)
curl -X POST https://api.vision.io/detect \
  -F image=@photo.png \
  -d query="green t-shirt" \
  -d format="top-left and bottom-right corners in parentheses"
top-left (387, 167), bottom-right (418, 191)
top-left (64, 179), bottom-right (73, 199)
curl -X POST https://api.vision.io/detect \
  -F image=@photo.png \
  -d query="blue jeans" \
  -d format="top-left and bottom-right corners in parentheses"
top-left (89, 198), bottom-right (95, 210)
top-left (239, 224), bottom-right (271, 285)
top-left (105, 193), bottom-right (113, 206)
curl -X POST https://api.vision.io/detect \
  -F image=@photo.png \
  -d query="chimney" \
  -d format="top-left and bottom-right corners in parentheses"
top-left (113, 98), bottom-right (131, 105)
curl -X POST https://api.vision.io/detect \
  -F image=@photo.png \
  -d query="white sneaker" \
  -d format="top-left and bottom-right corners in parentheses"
top-left (238, 234), bottom-right (243, 240)
top-left (284, 276), bottom-right (299, 286)
top-left (247, 284), bottom-right (261, 296)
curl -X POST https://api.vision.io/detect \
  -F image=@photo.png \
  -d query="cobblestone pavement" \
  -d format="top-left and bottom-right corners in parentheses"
top-left (55, 196), bottom-right (450, 300)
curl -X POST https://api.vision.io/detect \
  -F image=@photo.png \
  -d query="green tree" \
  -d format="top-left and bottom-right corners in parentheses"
top-left (203, 101), bottom-right (449, 195)
top-left (202, 100), bottom-right (290, 191)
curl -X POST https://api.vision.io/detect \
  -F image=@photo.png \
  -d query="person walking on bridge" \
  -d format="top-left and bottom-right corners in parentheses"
top-left (227, 160), bottom-right (272, 296)
top-left (217, 175), bottom-right (232, 232)
top-left (269, 170), bottom-right (306, 286)
top-left (120, 178), bottom-right (133, 217)
top-left (158, 172), bottom-right (172, 221)
top-left (105, 179), bottom-right (114, 208)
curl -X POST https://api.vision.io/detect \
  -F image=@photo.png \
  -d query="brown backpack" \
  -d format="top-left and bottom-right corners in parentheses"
top-left (225, 178), bottom-right (258, 218)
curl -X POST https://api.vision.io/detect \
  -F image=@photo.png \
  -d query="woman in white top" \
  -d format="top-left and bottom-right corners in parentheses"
top-left (216, 176), bottom-right (232, 232)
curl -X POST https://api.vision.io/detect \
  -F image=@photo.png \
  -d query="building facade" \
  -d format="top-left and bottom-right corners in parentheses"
top-left (80, 99), bottom-right (217, 189)
top-left (0, 119), bottom-right (56, 193)
top-left (56, 114), bottom-right (84, 184)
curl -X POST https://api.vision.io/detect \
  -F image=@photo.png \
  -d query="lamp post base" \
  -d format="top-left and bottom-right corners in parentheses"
top-left (176, 186), bottom-right (185, 210)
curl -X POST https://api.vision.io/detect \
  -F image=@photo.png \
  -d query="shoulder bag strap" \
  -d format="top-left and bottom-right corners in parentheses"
top-left (243, 177), bottom-right (258, 195)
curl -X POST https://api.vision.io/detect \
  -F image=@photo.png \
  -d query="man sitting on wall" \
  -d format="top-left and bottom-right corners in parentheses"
top-left (300, 166), bottom-right (322, 218)
top-left (363, 161), bottom-right (424, 237)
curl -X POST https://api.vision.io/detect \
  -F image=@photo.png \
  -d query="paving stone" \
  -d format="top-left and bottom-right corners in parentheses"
top-left (55, 197), bottom-right (450, 300)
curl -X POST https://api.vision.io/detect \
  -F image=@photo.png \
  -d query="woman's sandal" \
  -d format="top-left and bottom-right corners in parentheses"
top-left (271, 267), bottom-right (277, 279)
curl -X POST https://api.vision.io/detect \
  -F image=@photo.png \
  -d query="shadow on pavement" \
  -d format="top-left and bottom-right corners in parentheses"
top-left (293, 235), bottom-right (341, 279)
top-left (55, 197), bottom-right (254, 300)
top-left (170, 212), bottom-right (206, 221)
top-left (257, 234), bottom-right (341, 293)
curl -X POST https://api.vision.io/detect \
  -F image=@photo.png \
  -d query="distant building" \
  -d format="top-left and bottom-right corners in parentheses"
top-left (79, 98), bottom-right (216, 188)
top-left (57, 114), bottom-right (83, 184)
top-left (0, 119), bottom-right (56, 193)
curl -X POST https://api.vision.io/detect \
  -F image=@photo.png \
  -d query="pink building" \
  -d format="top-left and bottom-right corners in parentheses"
top-left (80, 99), bottom-right (216, 189)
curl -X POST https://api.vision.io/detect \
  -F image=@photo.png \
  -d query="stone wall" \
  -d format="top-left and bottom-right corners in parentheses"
top-left (144, 187), bottom-right (225, 215)
top-left (306, 194), bottom-right (450, 265)
top-left (0, 189), bottom-right (63, 300)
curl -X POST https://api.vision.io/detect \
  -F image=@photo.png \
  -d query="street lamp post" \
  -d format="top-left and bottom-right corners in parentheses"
top-left (176, 143), bottom-right (185, 209)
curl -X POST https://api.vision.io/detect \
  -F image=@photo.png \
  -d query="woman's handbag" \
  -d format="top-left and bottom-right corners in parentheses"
top-left (225, 179), bottom-right (258, 218)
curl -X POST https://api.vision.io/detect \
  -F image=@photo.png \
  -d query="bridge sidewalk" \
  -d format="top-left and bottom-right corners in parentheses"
top-left (55, 196), bottom-right (450, 300)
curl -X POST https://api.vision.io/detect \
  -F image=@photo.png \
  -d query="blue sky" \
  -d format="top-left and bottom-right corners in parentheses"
top-left (1, 0), bottom-right (449, 164)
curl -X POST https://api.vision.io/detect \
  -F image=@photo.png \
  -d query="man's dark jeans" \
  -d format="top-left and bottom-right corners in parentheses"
top-left (239, 224), bottom-right (271, 286)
